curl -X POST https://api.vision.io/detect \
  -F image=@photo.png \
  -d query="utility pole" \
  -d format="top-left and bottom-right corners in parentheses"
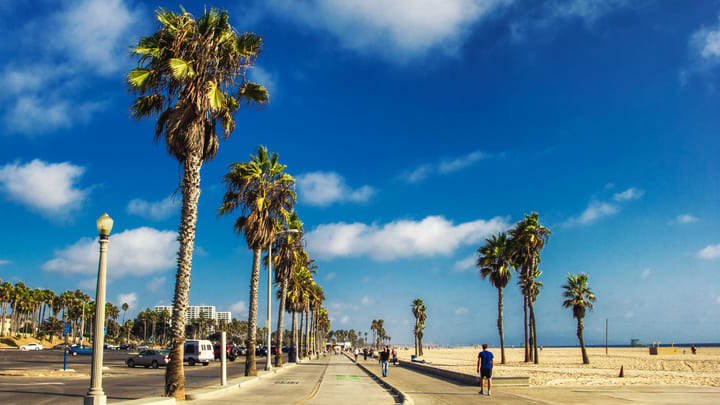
top-left (605, 318), bottom-right (608, 356)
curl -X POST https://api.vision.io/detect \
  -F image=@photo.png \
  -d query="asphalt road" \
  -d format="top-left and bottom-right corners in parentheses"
top-left (0, 349), bottom-right (288, 405)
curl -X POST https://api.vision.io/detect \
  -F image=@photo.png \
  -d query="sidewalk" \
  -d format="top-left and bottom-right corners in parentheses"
top-left (186, 354), bottom-right (396, 404)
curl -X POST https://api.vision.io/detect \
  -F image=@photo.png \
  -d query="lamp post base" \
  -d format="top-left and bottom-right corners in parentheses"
top-left (83, 393), bottom-right (107, 405)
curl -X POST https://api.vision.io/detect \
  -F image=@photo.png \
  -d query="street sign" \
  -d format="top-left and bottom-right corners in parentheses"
top-left (64, 323), bottom-right (70, 335)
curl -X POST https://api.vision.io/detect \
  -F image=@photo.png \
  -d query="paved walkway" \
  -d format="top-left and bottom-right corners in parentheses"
top-left (355, 357), bottom-right (720, 405)
top-left (187, 354), bottom-right (396, 405)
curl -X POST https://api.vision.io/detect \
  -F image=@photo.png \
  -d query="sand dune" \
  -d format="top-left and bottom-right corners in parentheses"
top-left (396, 346), bottom-right (720, 386)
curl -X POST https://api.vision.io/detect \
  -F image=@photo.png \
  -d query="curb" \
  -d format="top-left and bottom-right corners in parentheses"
top-left (343, 352), bottom-right (414, 405)
top-left (398, 360), bottom-right (530, 387)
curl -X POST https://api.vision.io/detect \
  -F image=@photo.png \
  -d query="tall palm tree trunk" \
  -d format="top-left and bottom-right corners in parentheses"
top-left (523, 295), bottom-right (529, 362)
top-left (529, 301), bottom-right (539, 364)
top-left (303, 309), bottom-right (310, 358)
top-left (497, 287), bottom-right (506, 364)
top-left (165, 155), bottom-right (202, 400)
top-left (299, 310), bottom-right (305, 358)
top-left (291, 311), bottom-right (298, 362)
top-left (245, 248), bottom-right (262, 376)
top-left (577, 318), bottom-right (589, 364)
top-left (275, 279), bottom-right (289, 367)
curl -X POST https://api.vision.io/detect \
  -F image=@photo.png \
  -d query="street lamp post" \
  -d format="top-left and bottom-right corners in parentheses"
top-left (265, 228), bottom-right (299, 371)
top-left (84, 213), bottom-right (113, 405)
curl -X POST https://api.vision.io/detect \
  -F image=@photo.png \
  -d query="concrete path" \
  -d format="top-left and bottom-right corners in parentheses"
top-left (355, 357), bottom-right (720, 405)
top-left (186, 354), bottom-right (397, 405)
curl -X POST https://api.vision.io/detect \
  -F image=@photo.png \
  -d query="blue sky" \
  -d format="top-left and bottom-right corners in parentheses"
top-left (1, 0), bottom-right (719, 346)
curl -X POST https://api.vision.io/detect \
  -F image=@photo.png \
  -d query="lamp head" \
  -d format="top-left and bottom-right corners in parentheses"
top-left (97, 213), bottom-right (114, 238)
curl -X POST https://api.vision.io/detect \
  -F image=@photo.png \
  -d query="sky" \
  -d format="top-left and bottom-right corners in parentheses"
top-left (0, 0), bottom-right (719, 346)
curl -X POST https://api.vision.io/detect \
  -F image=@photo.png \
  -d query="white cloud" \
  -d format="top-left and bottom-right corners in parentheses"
top-left (262, 0), bottom-right (512, 62)
top-left (613, 187), bottom-right (644, 202)
top-left (669, 214), bottom-right (698, 225)
top-left (716, 296), bottom-right (720, 305)
top-left (361, 296), bottom-right (374, 306)
top-left (296, 171), bottom-right (376, 207)
top-left (118, 292), bottom-right (138, 309)
top-left (0, 160), bottom-right (89, 218)
top-left (455, 306), bottom-right (469, 315)
top-left (43, 227), bottom-right (178, 278)
top-left (127, 196), bottom-right (179, 221)
top-left (250, 66), bottom-right (277, 95)
top-left (0, 0), bottom-right (143, 134)
top-left (51, 0), bottom-right (144, 75)
top-left (147, 276), bottom-right (167, 292)
top-left (340, 315), bottom-right (350, 324)
top-left (683, 16), bottom-right (720, 84)
top-left (307, 215), bottom-right (509, 261)
top-left (78, 279), bottom-right (97, 291)
top-left (565, 201), bottom-right (619, 226)
top-left (698, 244), bottom-right (720, 260)
top-left (324, 272), bottom-right (336, 281)
top-left (546, 0), bottom-right (631, 23)
top-left (230, 301), bottom-right (248, 317)
top-left (641, 268), bottom-right (651, 280)
top-left (404, 150), bottom-right (491, 183)
top-left (0, 260), bottom-right (11, 266)
top-left (453, 254), bottom-right (477, 272)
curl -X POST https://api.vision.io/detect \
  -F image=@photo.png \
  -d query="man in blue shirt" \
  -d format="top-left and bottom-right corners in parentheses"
top-left (476, 344), bottom-right (494, 396)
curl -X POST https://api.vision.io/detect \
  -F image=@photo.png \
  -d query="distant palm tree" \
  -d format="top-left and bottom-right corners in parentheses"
top-left (509, 213), bottom-right (551, 364)
top-left (219, 146), bottom-right (295, 375)
top-left (285, 263), bottom-right (311, 362)
top-left (128, 6), bottom-right (268, 398)
top-left (0, 281), bottom-right (11, 336)
top-left (121, 303), bottom-right (129, 325)
top-left (411, 299), bottom-right (426, 356)
top-left (477, 232), bottom-right (513, 364)
top-left (271, 211), bottom-right (303, 367)
top-left (562, 273), bottom-right (595, 365)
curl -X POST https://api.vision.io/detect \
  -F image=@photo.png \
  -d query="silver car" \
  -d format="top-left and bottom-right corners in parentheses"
top-left (126, 349), bottom-right (170, 369)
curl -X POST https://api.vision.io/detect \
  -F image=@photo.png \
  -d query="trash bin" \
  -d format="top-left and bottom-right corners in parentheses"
top-left (411, 355), bottom-right (417, 361)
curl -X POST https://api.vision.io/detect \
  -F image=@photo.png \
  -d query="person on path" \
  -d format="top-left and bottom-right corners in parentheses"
top-left (380, 346), bottom-right (390, 377)
top-left (392, 347), bottom-right (397, 365)
top-left (354, 347), bottom-right (359, 361)
top-left (476, 344), bottom-right (494, 396)
top-left (363, 347), bottom-right (368, 361)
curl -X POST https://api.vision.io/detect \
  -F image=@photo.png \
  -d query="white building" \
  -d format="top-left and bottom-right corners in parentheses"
top-left (216, 312), bottom-right (231, 323)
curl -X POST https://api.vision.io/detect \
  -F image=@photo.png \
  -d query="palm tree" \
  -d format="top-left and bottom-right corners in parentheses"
top-left (562, 273), bottom-right (596, 365)
top-left (128, 6), bottom-right (268, 399)
top-left (121, 303), bottom-right (129, 325)
top-left (219, 146), bottom-right (295, 375)
top-left (0, 282), bottom-right (11, 336)
top-left (509, 212), bottom-right (551, 364)
top-left (285, 265), bottom-right (311, 362)
top-left (271, 211), bottom-right (303, 367)
top-left (411, 299), bottom-right (424, 357)
top-left (477, 232), bottom-right (513, 364)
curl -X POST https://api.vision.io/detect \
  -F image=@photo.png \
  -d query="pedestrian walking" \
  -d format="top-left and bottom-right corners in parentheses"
top-left (354, 347), bottom-right (359, 362)
top-left (476, 344), bottom-right (494, 396)
top-left (380, 346), bottom-right (390, 377)
top-left (363, 347), bottom-right (368, 361)
top-left (392, 347), bottom-right (397, 365)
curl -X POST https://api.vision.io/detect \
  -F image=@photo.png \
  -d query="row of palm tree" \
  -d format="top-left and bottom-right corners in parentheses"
top-left (127, 6), bottom-right (336, 397)
top-left (477, 212), bottom-right (597, 364)
top-left (370, 319), bottom-right (391, 348)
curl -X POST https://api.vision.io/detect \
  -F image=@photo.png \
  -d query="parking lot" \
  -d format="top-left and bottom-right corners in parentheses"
top-left (0, 348), bottom-right (286, 404)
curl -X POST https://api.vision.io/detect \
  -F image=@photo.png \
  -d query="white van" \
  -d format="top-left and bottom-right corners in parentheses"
top-left (184, 339), bottom-right (213, 366)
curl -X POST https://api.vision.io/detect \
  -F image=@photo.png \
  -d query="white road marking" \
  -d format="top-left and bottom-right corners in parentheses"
top-left (0, 382), bottom-right (65, 386)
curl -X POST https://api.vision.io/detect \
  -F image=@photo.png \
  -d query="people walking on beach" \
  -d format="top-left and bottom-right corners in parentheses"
top-left (691, 345), bottom-right (697, 355)
top-left (363, 347), bottom-right (368, 361)
top-left (392, 347), bottom-right (397, 365)
top-left (477, 344), bottom-right (494, 396)
top-left (380, 346), bottom-right (390, 377)
top-left (354, 347), bottom-right (359, 361)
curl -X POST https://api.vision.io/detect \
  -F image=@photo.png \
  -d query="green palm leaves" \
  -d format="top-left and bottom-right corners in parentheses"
top-left (127, 7), bottom-right (268, 162)
top-left (411, 299), bottom-right (427, 356)
top-left (477, 232), bottom-right (513, 289)
top-left (562, 273), bottom-right (595, 320)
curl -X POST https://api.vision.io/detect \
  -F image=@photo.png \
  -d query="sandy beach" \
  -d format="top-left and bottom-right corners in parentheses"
top-left (396, 346), bottom-right (720, 386)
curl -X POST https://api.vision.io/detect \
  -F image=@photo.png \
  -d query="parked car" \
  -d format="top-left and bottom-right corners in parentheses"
top-left (19, 343), bottom-right (43, 351)
top-left (282, 346), bottom-right (290, 353)
top-left (104, 343), bottom-right (119, 350)
top-left (126, 349), bottom-right (170, 369)
top-left (119, 344), bottom-right (136, 350)
top-left (184, 339), bottom-right (213, 366)
top-left (213, 344), bottom-right (237, 361)
top-left (53, 343), bottom-right (71, 351)
top-left (69, 345), bottom-right (93, 356)
top-left (137, 345), bottom-right (149, 351)
top-left (236, 346), bottom-right (247, 356)
top-left (255, 346), bottom-right (268, 357)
